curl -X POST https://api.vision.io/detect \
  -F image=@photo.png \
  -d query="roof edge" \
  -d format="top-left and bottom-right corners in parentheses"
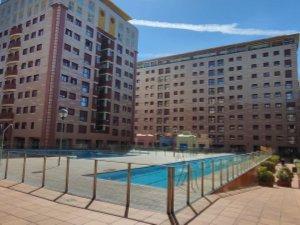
top-left (101, 0), bottom-right (132, 21)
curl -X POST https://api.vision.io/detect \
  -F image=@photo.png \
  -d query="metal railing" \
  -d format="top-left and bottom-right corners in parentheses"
top-left (0, 150), bottom-right (270, 217)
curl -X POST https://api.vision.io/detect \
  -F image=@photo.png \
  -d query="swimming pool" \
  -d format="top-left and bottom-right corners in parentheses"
top-left (98, 155), bottom-right (237, 188)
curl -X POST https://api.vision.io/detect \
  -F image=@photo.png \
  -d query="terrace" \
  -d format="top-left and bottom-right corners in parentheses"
top-left (0, 149), bottom-right (270, 224)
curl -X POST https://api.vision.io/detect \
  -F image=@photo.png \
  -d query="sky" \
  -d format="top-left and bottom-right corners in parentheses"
top-left (113, 0), bottom-right (300, 77)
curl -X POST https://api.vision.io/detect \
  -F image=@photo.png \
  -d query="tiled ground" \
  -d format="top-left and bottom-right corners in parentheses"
top-left (0, 182), bottom-right (299, 225)
top-left (0, 186), bottom-right (149, 225)
top-left (189, 186), bottom-right (300, 225)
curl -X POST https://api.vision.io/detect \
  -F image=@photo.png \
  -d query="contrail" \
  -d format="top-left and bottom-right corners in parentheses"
top-left (130, 19), bottom-right (298, 36)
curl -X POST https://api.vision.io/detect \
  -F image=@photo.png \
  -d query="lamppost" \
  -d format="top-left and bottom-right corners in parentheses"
top-left (0, 123), bottom-right (13, 166)
top-left (58, 108), bottom-right (68, 166)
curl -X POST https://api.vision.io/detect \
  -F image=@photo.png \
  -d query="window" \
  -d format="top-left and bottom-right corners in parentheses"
top-left (69, 92), bottom-right (76, 100)
top-left (74, 33), bottom-right (81, 41)
top-left (32, 90), bottom-right (37, 97)
top-left (75, 19), bottom-right (82, 27)
top-left (83, 67), bottom-right (91, 79)
top-left (70, 77), bottom-right (77, 85)
top-left (37, 44), bottom-right (42, 51)
top-left (65, 29), bottom-right (73, 37)
top-left (80, 96), bottom-right (89, 107)
top-left (67, 14), bottom-right (74, 22)
top-left (64, 43), bottom-right (71, 51)
top-left (71, 62), bottom-right (78, 70)
top-left (32, 17), bottom-right (38, 24)
top-left (38, 14), bottom-right (44, 22)
top-left (284, 59), bottom-right (292, 67)
top-left (262, 52), bottom-right (269, 57)
top-left (38, 29), bottom-right (44, 36)
top-left (35, 59), bottom-right (41, 66)
top-left (24, 91), bottom-right (30, 98)
top-left (30, 106), bottom-right (36, 113)
top-left (85, 39), bottom-right (93, 51)
top-left (86, 26), bottom-right (94, 38)
top-left (79, 110), bottom-right (88, 122)
top-left (284, 49), bottom-right (291, 57)
top-left (285, 70), bottom-right (292, 78)
top-left (60, 90), bottom-right (67, 98)
top-left (78, 125), bottom-right (87, 134)
top-left (81, 82), bottom-right (90, 93)
top-left (61, 74), bottom-right (69, 82)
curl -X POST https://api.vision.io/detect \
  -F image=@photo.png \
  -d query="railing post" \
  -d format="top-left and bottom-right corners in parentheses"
top-left (125, 163), bottom-right (132, 217)
top-left (232, 157), bottom-right (235, 179)
top-left (211, 160), bottom-right (215, 191)
top-left (201, 161), bottom-right (204, 197)
top-left (92, 160), bottom-right (98, 200)
top-left (65, 157), bottom-right (70, 193)
top-left (226, 160), bottom-right (229, 182)
top-left (187, 164), bottom-right (191, 205)
top-left (21, 153), bottom-right (27, 183)
top-left (220, 159), bottom-right (223, 186)
top-left (236, 157), bottom-right (239, 176)
top-left (167, 167), bottom-right (174, 215)
top-left (4, 152), bottom-right (9, 179)
top-left (42, 156), bottom-right (46, 187)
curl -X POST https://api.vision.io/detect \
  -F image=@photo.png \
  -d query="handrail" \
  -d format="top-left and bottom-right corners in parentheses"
top-left (1, 149), bottom-right (271, 221)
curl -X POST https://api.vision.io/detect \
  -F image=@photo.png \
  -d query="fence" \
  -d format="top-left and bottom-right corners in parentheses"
top-left (0, 150), bottom-right (270, 216)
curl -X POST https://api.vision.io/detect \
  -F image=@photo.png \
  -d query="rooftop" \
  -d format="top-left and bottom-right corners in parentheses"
top-left (138, 33), bottom-right (299, 68)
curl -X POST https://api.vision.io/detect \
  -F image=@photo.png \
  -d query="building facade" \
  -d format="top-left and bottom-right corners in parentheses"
top-left (0, 0), bottom-right (138, 149)
top-left (135, 34), bottom-right (300, 153)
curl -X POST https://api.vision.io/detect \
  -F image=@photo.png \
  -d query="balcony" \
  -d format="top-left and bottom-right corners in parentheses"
top-left (99, 92), bottom-right (112, 99)
top-left (3, 83), bottom-right (16, 90)
top-left (98, 80), bottom-right (112, 87)
top-left (101, 42), bottom-right (115, 50)
top-left (98, 105), bottom-right (111, 112)
top-left (99, 67), bottom-right (113, 75)
top-left (97, 120), bottom-right (110, 126)
top-left (10, 26), bottom-right (22, 36)
top-left (6, 53), bottom-right (19, 63)
top-left (8, 40), bottom-right (21, 49)
top-left (2, 98), bottom-right (15, 105)
top-left (91, 117), bottom-right (96, 123)
top-left (0, 112), bottom-right (14, 120)
top-left (5, 68), bottom-right (18, 76)
top-left (92, 103), bottom-right (97, 110)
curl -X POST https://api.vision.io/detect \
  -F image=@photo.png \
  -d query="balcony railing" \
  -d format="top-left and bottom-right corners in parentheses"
top-left (3, 83), bottom-right (16, 90)
top-left (2, 98), bottom-right (15, 105)
top-left (98, 92), bottom-right (112, 99)
top-left (99, 67), bottom-right (113, 75)
top-left (98, 105), bottom-right (111, 112)
top-left (10, 26), bottom-right (22, 36)
top-left (8, 40), bottom-right (21, 49)
top-left (98, 80), bottom-right (112, 87)
top-left (92, 103), bottom-right (97, 110)
top-left (0, 112), bottom-right (14, 119)
top-left (101, 42), bottom-right (115, 50)
top-left (97, 120), bottom-right (110, 126)
top-left (5, 69), bottom-right (18, 76)
top-left (7, 53), bottom-right (19, 63)
top-left (101, 55), bottom-right (114, 62)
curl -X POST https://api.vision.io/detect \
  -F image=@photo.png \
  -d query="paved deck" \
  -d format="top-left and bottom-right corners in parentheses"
top-left (190, 186), bottom-right (300, 225)
top-left (0, 184), bottom-right (299, 225)
top-left (0, 186), bottom-right (148, 225)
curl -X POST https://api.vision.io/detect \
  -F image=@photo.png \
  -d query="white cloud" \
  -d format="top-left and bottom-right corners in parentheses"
top-left (130, 19), bottom-right (298, 36)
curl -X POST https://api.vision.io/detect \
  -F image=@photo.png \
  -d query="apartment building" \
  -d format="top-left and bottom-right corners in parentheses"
top-left (135, 34), bottom-right (300, 153)
top-left (0, 0), bottom-right (138, 149)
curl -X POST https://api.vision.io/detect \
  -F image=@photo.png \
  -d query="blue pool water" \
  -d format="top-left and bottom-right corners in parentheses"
top-left (98, 155), bottom-right (236, 188)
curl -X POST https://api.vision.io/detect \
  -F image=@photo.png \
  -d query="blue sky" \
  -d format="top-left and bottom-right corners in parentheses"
top-left (113, 0), bottom-right (300, 75)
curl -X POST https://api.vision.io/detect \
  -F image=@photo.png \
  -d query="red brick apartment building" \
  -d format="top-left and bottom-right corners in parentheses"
top-left (0, 0), bottom-right (138, 149)
top-left (135, 34), bottom-right (300, 153)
